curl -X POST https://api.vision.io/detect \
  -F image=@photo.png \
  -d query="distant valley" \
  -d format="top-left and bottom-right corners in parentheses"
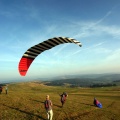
top-left (43, 73), bottom-right (120, 87)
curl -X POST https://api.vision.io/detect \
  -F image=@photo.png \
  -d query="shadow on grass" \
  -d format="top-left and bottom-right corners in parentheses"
top-left (2, 104), bottom-right (46, 120)
top-left (29, 98), bottom-right (44, 104)
top-left (80, 102), bottom-right (94, 106)
top-left (30, 98), bottom-right (62, 108)
top-left (70, 111), bottom-right (92, 120)
top-left (53, 104), bottom-right (62, 108)
top-left (64, 108), bottom-right (97, 120)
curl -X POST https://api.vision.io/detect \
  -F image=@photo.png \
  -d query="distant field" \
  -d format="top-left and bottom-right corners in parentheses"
top-left (0, 82), bottom-right (120, 120)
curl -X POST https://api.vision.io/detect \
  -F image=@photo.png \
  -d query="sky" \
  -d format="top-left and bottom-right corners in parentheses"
top-left (0, 0), bottom-right (120, 83)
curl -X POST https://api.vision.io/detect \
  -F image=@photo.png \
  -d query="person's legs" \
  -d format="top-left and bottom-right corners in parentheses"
top-left (49, 109), bottom-right (53, 120)
top-left (62, 100), bottom-right (65, 107)
top-left (62, 102), bottom-right (64, 106)
top-left (47, 111), bottom-right (50, 120)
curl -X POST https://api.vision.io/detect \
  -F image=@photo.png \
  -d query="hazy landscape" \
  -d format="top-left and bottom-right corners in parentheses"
top-left (43, 73), bottom-right (120, 87)
top-left (1, 0), bottom-right (120, 120)
top-left (0, 77), bottom-right (120, 120)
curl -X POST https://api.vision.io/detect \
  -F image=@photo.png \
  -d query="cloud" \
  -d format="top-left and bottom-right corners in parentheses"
top-left (68, 7), bottom-right (120, 40)
top-left (105, 48), bottom-right (120, 61)
top-left (71, 22), bottom-right (120, 42)
top-left (94, 10), bottom-right (112, 25)
top-left (53, 44), bottom-right (69, 56)
top-left (64, 42), bottom-right (106, 58)
top-left (0, 59), bottom-right (18, 62)
top-left (93, 42), bottom-right (106, 47)
top-left (0, 11), bottom-right (13, 17)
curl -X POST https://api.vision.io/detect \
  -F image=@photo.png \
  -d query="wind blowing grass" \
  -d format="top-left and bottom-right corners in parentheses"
top-left (0, 82), bottom-right (120, 120)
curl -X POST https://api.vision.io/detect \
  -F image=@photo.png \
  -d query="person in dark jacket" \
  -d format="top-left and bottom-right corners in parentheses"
top-left (60, 92), bottom-right (68, 107)
top-left (44, 95), bottom-right (53, 120)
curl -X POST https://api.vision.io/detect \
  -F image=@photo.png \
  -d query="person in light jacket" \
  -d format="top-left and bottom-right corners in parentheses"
top-left (44, 95), bottom-right (53, 120)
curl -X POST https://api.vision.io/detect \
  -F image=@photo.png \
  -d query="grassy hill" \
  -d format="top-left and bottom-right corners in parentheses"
top-left (0, 82), bottom-right (120, 120)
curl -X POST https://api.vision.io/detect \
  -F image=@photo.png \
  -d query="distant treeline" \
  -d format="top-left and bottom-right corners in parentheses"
top-left (113, 80), bottom-right (120, 82)
top-left (44, 78), bottom-right (119, 88)
top-left (90, 83), bottom-right (117, 88)
top-left (44, 78), bottom-right (93, 87)
top-left (0, 84), bottom-right (6, 87)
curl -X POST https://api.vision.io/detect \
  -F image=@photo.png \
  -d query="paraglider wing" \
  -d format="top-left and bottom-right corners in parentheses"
top-left (18, 37), bottom-right (82, 76)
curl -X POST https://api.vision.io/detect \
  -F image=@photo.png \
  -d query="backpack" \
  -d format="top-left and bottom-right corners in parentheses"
top-left (45, 100), bottom-right (49, 109)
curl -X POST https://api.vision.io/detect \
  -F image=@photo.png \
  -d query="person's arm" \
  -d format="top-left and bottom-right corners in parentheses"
top-left (50, 100), bottom-right (53, 106)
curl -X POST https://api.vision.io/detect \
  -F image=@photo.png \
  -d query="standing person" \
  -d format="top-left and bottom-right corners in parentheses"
top-left (5, 86), bottom-right (8, 94)
top-left (44, 95), bottom-right (53, 120)
top-left (60, 92), bottom-right (68, 107)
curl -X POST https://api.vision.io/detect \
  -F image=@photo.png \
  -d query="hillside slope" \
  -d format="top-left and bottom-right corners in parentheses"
top-left (0, 82), bottom-right (120, 120)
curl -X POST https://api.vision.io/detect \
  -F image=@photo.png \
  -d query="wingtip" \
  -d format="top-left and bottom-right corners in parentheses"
top-left (79, 45), bottom-right (82, 47)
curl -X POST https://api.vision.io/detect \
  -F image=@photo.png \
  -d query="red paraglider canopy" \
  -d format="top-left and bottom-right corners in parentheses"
top-left (18, 37), bottom-right (82, 76)
top-left (19, 58), bottom-right (34, 76)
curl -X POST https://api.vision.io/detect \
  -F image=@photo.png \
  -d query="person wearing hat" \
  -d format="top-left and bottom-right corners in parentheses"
top-left (44, 95), bottom-right (53, 120)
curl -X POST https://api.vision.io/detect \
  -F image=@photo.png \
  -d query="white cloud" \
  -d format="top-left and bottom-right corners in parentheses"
top-left (93, 42), bottom-right (106, 47)
top-left (0, 11), bottom-right (13, 17)
top-left (53, 44), bottom-right (69, 56)
top-left (94, 10), bottom-right (112, 25)
top-left (64, 41), bottom-right (106, 58)
top-left (105, 48), bottom-right (120, 61)
top-left (92, 47), bottom-right (112, 54)
top-left (0, 59), bottom-right (18, 62)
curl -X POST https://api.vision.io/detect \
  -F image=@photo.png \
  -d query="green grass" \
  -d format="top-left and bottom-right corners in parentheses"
top-left (0, 82), bottom-right (120, 120)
